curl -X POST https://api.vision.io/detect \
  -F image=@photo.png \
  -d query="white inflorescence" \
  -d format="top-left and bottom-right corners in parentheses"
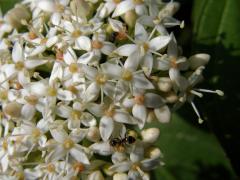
top-left (0, 0), bottom-right (222, 179)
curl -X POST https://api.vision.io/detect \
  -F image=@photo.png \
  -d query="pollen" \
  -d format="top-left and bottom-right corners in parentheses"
top-left (67, 85), bottom-right (78, 94)
top-left (63, 138), bottom-right (74, 150)
top-left (0, 90), bottom-right (8, 100)
top-left (142, 42), bottom-right (149, 52)
top-left (104, 106), bottom-right (115, 117)
top-left (92, 40), bottom-right (103, 49)
top-left (170, 57), bottom-right (178, 68)
top-left (122, 69), bottom-right (133, 81)
top-left (134, 95), bottom-right (145, 105)
top-left (69, 63), bottom-right (78, 73)
top-left (113, 0), bottom-right (121, 4)
top-left (32, 128), bottom-right (41, 138)
top-left (95, 73), bottom-right (108, 85)
top-left (133, 0), bottom-right (144, 5)
top-left (46, 163), bottom-right (56, 173)
top-left (56, 49), bottom-right (64, 61)
top-left (2, 139), bottom-right (8, 151)
top-left (48, 87), bottom-right (57, 96)
top-left (73, 162), bottom-right (85, 173)
top-left (25, 95), bottom-right (38, 105)
top-left (28, 31), bottom-right (37, 40)
top-left (72, 30), bottom-right (81, 38)
top-left (56, 3), bottom-right (64, 13)
top-left (40, 38), bottom-right (48, 45)
top-left (71, 110), bottom-right (81, 120)
top-left (15, 61), bottom-right (24, 70)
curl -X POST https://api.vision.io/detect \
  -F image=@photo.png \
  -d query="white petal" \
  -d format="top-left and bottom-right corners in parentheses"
top-left (132, 104), bottom-right (147, 129)
top-left (154, 58), bottom-right (170, 70)
top-left (28, 45), bottom-right (46, 56)
top-left (46, 36), bottom-right (58, 47)
top-left (114, 110), bottom-right (137, 124)
top-left (51, 12), bottom-right (61, 26)
top-left (46, 145), bottom-right (66, 162)
top-left (154, 105), bottom-right (171, 123)
top-left (49, 62), bottom-right (63, 84)
top-left (76, 36), bottom-right (91, 51)
top-left (108, 18), bottom-right (124, 32)
top-left (99, 116), bottom-right (114, 141)
top-left (149, 36), bottom-right (171, 51)
top-left (141, 128), bottom-right (160, 143)
top-left (109, 161), bottom-right (132, 172)
top-left (81, 112), bottom-right (97, 127)
top-left (64, 47), bottom-right (77, 64)
top-left (141, 158), bottom-right (160, 171)
top-left (84, 82), bottom-right (100, 102)
top-left (132, 74), bottom-right (154, 89)
top-left (112, 0), bottom-right (134, 17)
top-left (78, 52), bottom-right (94, 64)
top-left (70, 128), bottom-right (88, 143)
top-left (1, 154), bottom-right (9, 172)
top-left (50, 128), bottom-right (68, 142)
top-left (101, 42), bottom-right (115, 55)
top-left (88, 171), bottom-right (104, 180)
top-left (37, 0), bottom-right (56, 12)
top-left (101, 62), bottom-right (122, 79)
top-left (70, 146), bottom-right (90, 164)
top-left (141, 53), bottom-right (153, 76)
top-left (189, 53), bottom-right (210, 69)
top-left (12, 42), bottom-right (23, 62)
top-left (124, 50), bottom-right (141, 71)
top-left (21, 104), bottom-right (35, 120)
top-left (25, 59), bottom-right (48, 69)
top-left (115, 44), bottom-right (138, 57)
top-left (135, 22), bottom-right (148, 42)
top-left (57, 89), bottom-right (75, 101)
top-left (18, 71), bottom-right (30, 86)
top-left (90, 142), bottom-right (113, 156)
top-left (144, 93), bottom-right (165, 108)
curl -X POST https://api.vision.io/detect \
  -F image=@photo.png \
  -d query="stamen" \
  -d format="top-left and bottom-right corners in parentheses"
top-left (195, 89), bottom-right (224, 96)
top-left (190, 101), bottom-right (203, 124)
top-left (190, 90), bottom-right (203, 98)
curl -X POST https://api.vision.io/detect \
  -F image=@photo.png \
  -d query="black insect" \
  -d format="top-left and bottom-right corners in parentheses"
top-left (109, 32), bottom-right (118, 42)
top-left (109, 134), bottom-right (136, 149)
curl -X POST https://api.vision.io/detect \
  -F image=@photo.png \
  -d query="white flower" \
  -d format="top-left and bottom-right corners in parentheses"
top-left (46, 128), bottom-right (90, 164)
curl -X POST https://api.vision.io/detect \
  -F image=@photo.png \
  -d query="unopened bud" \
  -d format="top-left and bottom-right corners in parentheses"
top-left (141, 128), bottom-right (160, 144)
top-left (88, 171), bottom-right (104, 180)
top-left (113, 173), bottom-right (128, 180)
top-left (146, 147), bottom-right (162, 159)
top-left (123, 10), bottom-right (137, 28)
top-left (87, 126), bottom-right (101, 142)
top-left (158, 77), bottom-right (172, 92)
top-left (5, 4), bottom-right (31, 29)
top-left (3, 102), bottom-right (22, 118)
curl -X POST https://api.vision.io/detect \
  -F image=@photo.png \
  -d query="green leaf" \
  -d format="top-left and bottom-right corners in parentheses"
top-left (0, 0), bottom-right (20, 14)
top-left (151, 114), bottom-right (236, 180)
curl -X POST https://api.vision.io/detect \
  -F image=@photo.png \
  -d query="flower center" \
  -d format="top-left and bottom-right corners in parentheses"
top-left (56, 49), bottom-right (64, 61)
top-left (133, 0), bottom-right (144, 5)
top-left (73, 162), bottom-right (85, 173)
top-left (67, 85), bottom-right (78, 94)
top-left (131, 163), bottom-right (140, 170)
top-left (56, 3), bottom-right (64, 13)
top-left (3, 102), bottom-right (22, 118)
top-left (40, 38), bottom-right (48, 45)
top-left (0, 90), bottom-right (8, 100)
top-left (170, 57), bottom-right (178, 68)
top-left (134, 95), bottom-right (145, 105)
top-left (71, 110), bottom-right (81, 120)
top-left (104, 106), bottom-right (115, 117)
top-left (142, 42), bottom-right (149, 52)
top-left (2, 140), bottom-right (8, 151)
top-left (63, 138), bottom-right (74, 150)
top-left (92, 40), bottom-right (103, 49)
top-left (122, 69), bottom-right (133, 81)
top-left (32, 128), bottom-right (41, 138)
top-left (15, 172), bottom-right (24, 180)
top-left (46, 163), bottom-right (56, 173)
top-left (69, 63), bottom-right (78, 73)
top-left (28, 31), bottom-right (37, 40)
top-left (25, 95), bottom-right (38, 105)
top-left (48, 87), bottom-right (57, 96)
top-left (15, 61), bottom-right (24, 71)
top-left (95, 73), bottom-right (108, 85)
top-left (72, 30), bottom-right (81, 38)
top-left (113, 0), bottom-right (121, 4)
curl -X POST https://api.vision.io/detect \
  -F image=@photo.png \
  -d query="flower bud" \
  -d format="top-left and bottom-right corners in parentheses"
top-left (158, 77), bottom-right (172, 92)
top-left (113, 173), bottom-right (128, 180)
top-left (141, 128), bottom-right (160, 144)
top-left (88, 171), bottom-right (104, 180)
top-left (5, 4), bottom-right (31, 29)
top-left (87, 126), bottom-right (101, 142)
top-left (103, 164), bottom-right (115, 176)
top-left (123, 10), bottom-right (137, 28)
top-left (145, 147), bottom-right (162, 159)
top-left (3, 102), bottom-right (22, 118)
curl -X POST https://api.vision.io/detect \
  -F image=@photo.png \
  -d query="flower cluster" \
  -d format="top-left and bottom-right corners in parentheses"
top-left (0, 0), bottom-right (223, 179)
